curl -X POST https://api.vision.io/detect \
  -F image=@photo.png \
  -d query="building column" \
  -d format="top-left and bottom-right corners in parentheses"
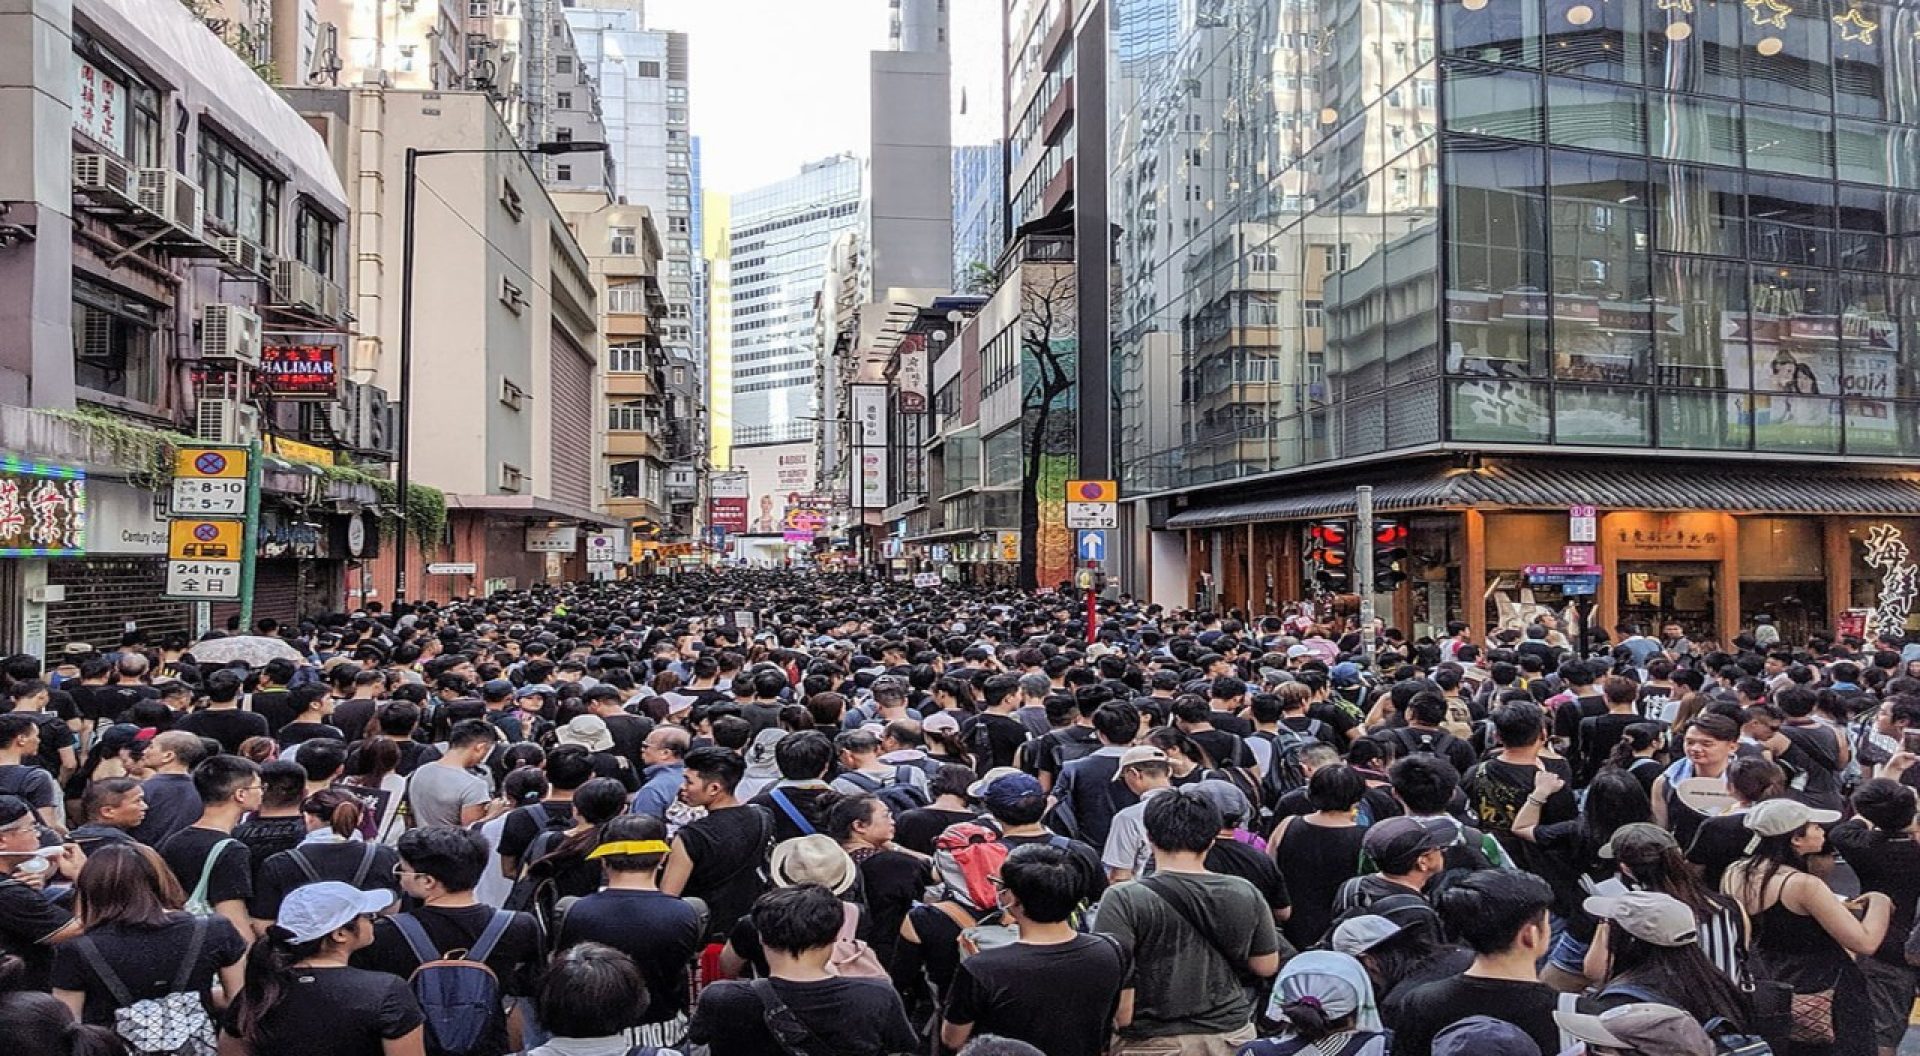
top-left (1718, 512), bottom-right (1741, 648)
top-left (1463, 509), bottom-right (1487, 642)
top-left (1825, 517), bottom-right (1851, 628)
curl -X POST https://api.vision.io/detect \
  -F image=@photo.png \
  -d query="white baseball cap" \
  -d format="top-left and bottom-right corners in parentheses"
top-left (276, 881), bottom-right (395, 944)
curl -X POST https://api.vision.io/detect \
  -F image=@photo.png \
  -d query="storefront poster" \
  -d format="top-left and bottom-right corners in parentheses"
top-left (1861, 524), bottom-right (1920, 639)
top-left (733, 443), bottom-right (816, 535)
top-left (0, 459), bottom-right (86, 557)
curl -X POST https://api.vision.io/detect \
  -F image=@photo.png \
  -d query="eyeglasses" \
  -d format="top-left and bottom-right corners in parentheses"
top-left (393, 865), bottom-right (421, 879)
top-left (0, 819), bottom-right (36, 836)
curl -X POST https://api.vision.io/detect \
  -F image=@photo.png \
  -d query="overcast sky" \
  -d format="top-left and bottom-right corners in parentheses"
top-left (645, 0), bottom-right (892, 196)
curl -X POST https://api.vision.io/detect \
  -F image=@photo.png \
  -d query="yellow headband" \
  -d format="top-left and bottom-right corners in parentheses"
top-left (587, 840), bottom-right (671, 860)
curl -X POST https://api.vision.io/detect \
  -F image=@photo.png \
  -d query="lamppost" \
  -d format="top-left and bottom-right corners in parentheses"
top-left (392, 139), bottom-right (609, 604)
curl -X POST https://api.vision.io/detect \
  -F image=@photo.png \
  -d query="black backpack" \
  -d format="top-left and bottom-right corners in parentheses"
top-left (1252, 726), bottom-right (1316, 804)
top-left (839, 766), bottom-right (931, 816)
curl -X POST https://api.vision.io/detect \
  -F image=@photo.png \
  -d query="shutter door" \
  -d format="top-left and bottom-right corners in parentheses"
top-left (209, 560), bottom-right (301, 631)
top-left (47, 558), bottom-right (190, 647)
top-left (549, 329), bottom-right (594, 509)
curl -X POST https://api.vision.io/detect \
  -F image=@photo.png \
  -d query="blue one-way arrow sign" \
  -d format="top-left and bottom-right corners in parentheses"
top-left (1076, 529), bottom-right (1108, 562)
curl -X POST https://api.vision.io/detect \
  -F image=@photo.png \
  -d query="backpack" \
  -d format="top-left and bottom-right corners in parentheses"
top-left (1253, 727), bottom-right (1316, 804)
top-left (394, 910), bottom-right (515, 1056)
top-left (1441, 698), bottom-right (1475, 740)
top-left (1389, 726), bottom-right (1454, 758)
top-left (930, 822), bottom-right (1010, 911)
top-left (1215, 763), bottom-right (1267, 823)
top-left (825, 902), bottom-right (887, 979)
top-left (767, 788), bottom-right (817, 836)
top-left (1050, 728), bottom-right (1103, 766)
top-left (183, 839), bottom-right (239, 917)
top-left (839, 766), bottom-right (931, 816)
top-left (73, 917), bottom-right (218, 1056)
top-left (285, 842), bottom-right (381, 889)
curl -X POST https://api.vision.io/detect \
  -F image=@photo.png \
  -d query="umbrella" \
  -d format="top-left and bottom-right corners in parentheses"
top-left (184, 635), bottom-right (303, 668)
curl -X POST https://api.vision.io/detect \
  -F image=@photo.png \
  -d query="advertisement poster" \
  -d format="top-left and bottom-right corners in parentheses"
top-left (708, 472), bottom-right (749, 533)
top-left (259, 339), bottom-right (343, 399)
top-left (733, 443), bottom-right (817, 536)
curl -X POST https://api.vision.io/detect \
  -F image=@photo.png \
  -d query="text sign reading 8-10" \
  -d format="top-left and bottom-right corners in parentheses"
top-left (170, 478), bottom-right (248, 516)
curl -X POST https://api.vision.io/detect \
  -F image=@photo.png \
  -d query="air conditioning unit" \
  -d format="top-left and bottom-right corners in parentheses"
top-left (272, 258), bottom-right (327, 315)
top-left (135, 169), bottom-right (203, 236)
top-left (196, 397), bottom-right (262, 445)
top-left (214, 236), bottom-right (268, 277)
top-left (72, 154), bottom-right (135, 201)
top-left (200, 304), bottom-right (263, 366)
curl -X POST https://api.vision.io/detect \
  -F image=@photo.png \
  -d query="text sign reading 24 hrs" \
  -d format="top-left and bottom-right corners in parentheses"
top-left (164, 560), bottom-right (241, 599)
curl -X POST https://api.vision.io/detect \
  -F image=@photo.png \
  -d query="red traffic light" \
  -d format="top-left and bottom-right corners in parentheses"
top-left (1374, 522), bottom-right (1408, 546)
top-left (1310, 522), bottom-right (1349, 545)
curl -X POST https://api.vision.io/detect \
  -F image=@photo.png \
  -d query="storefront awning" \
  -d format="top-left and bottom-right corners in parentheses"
top-left (444, 494), bottom-right (624, 530)
top-left (1164, 459), bottom-right (1920, 530)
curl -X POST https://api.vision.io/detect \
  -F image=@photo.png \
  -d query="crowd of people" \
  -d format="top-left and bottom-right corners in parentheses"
top-left (1, 568), bottom-right (1916, 1056)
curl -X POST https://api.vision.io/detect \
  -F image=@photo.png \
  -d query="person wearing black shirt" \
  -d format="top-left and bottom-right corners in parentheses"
top-left (688, 884), bottom-right (919, 1056)
top-left (498, 744), bottom-right (594, 877)
top-left (353, 828), bottom-right (542, 1056)
top-left (230, 761), bottom-right (311, 884)
top-left (893, 764), bottom-right (980, 854)
top-left (157, 754), bottom-right (262, 938)
top-left (1173, 694), bottom-right (1254, 771)
top-left (941, 843), bottom-right (1127, 1056)
top-left (960, 674), bottom-right (1033, 776)
top-left (0, 794), bottom-right (80, 989)
top-left (661, 746), bottom-right (773, 941)
top-left (1391, 870), bottom-right (1561, 1056)
top-left (584, 686), bottom-right (652, 771)
top-left (246, 658), bottom-right (301, 734)
top-left (273, 685), bottom-right (345, 748)
top-left (1578, 677), bottom-right (1648, 786)
top-left (556, 816), bottom-right (706, 1029)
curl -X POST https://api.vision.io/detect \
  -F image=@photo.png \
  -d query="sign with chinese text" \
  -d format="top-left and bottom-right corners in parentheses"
top-left (1569, 504), bottom-right (1597, 543)
top-left (165, 559), bottom-right (241, 599)
top-left (997, 531), bottom-right (1021, 562)
top-left (259, 341), bottom-right (343, 399)
top-left (709, 471), bottom-right (749, 533)
top-left (72, 60), bottom-right (125, 153)
top-left (0, 459), bottom-right (86, 557)
top-left (897, 335), bottom-right (928, 413)
top-left (525, 525), bottom-right (578, 553)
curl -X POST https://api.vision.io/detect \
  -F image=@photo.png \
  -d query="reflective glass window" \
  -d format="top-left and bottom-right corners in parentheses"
top-left (1445, 139), bottom-right (1550, 378)
top-left (1547, 78), bottom-right (1646, 154)
top-left (1550, 151), bottom-right (1653, 382)
top-left (1746, 174), bottom-right (1835, 267)
top-left (1443, 62), bottom-right (1544, 140)
top-left (1652, 163), bottom-right (1744, 259)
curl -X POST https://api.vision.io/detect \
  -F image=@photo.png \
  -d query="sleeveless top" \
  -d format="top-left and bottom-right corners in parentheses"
top-left (1274, 818), bottom-right (1367, 950)
top-left (1749, 879), bottom-right (1851, 991)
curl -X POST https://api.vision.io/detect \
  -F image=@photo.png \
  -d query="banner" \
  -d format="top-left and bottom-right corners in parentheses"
top-left (259, 338), bottom-right (343, 399)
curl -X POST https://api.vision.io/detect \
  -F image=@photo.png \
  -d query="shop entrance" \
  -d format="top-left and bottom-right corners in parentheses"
top-left (1618, 562), bottom-right (1718, 640)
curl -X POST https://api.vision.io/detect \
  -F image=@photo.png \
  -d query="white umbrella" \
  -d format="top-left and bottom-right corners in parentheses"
top-left (185, 635), bottom-right (303, 668)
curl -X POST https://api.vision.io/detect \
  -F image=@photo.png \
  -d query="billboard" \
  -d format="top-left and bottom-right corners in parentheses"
top-left (258, 338), bottom-right (343, 399)
top-left (0, 459), bottom-right (86, 557)
top-left (709, 471), bottom-right (749, 533)
top-left (732, 442), bottom-right (818, 536)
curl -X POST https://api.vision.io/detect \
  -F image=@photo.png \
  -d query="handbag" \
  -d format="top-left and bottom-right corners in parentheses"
top-left (825, 903), bottom-right (888, 979)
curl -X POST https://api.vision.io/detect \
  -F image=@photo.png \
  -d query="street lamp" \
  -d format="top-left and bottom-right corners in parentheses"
top-left (393, 139), bottom-right (610, 604)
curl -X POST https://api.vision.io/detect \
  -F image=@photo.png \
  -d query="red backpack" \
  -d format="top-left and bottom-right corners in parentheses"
top-left (931, 822), bottom-right (1009, 911)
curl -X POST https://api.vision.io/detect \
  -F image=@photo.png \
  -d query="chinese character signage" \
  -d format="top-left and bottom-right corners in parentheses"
top-left (72, 60), bottom-right (125, 153)
top-left (0, 458), bottom-right (86, 557)
top-left (709, 471), bottom-right (749, 533)
top-left (897, 335), bottom-right (928, 413)
top-left (260, 341), bottom-right (342, 400)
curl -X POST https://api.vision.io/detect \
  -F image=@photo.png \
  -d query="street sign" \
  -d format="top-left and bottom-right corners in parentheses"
top-left (167, 519), bottom-right (243, 561)
top-left (1569, 504), bottom-right (1597, 543)
top-left (1066, 502), bottom-right (1118, 529)
top-left (912, 572), bottom-right (939, 588)
top-left (164, 559), bottom-right (241, 599)
top-left (174, 447), bottom-right (249, 480)
top-left (1066, 479), bottom-right (1118, 503)
top-left (1076, 529), bottom-right (1109, 563)
top-left (1563, 544), bottom-right (1596, 566)
top-left (426, 562), bottom-right (477, 575)
top-left (169, 477), bottom-right (248, 516)
top-left (1524, 563), bottom-right (1603, 577)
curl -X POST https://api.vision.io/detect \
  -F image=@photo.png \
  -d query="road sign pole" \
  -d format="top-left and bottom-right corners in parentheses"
top-left (237, 439), bottom-right (263, 629)
top-left (1355, 485), bottom-right (1375, 666)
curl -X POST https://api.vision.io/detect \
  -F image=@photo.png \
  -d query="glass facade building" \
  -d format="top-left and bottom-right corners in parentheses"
top-left (1110, 0), bottom-right (1920, 495)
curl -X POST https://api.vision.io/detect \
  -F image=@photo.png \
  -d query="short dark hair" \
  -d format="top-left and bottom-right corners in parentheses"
top-left (1852, 777), bottom-right (1917, 833)
top-left (535, 942), bottom-right (647, 1038)
top-left (448, 719), bottom-right (498, 750)
top-left (1143, 785), bottom-right (1222, 854)
top-left (296, 737), bottom-right (348, 782)
top-left (1092, 701), bottom-right (1140, 744)
top-left (258, 760), bottom-right (307, 809)
top-left (377, 701), bottom-right (421, 735)
top-left (683, 746), bottom-right (745, 793)
top-left (193, 754), bottom-right (261, 804)
top-left (1306, 763), bottom-right (1367, 812)
top-left (1491, 701), bottom-right (1546, 748)
top-left (775, 730), bottom-right (833, 780)
top-left (998, 843), bottom-right (1083, 923)
top-left (1438, 869), bottom-right (1553, 955)
top-left (595, 814), bottom-right (669, 873)
top-left (1389, 754), bottom-right (1460, 814)
top-left (396, 826), bottom-right (490, 892)
top-left (752, 883), bottom-right (846, 955)
top-left (544, 744), bottom-right (596, 791)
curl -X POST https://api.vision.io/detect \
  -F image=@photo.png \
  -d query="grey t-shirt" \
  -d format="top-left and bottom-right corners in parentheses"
top-left (405, 763), bottom-right (491, 828)
top-left (1096, 870), bottom-right (1279, 1038)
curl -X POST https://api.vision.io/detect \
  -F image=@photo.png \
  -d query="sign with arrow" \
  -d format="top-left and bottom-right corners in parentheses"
top-left (1076, 529), bottom-right (1109, 563)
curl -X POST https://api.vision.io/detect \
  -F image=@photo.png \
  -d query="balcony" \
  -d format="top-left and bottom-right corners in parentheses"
top-left (1042, 157), bottom-right (1075, 215)
top-left (605, 431), bottom-right (664, 461)
top-left (606, 371), bottom-right (661, 399)
top-left (605, 283), bottom-right (660, 317)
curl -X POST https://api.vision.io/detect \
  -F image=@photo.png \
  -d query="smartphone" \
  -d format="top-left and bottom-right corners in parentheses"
top-left (1903, 728), bottom-right (1920, 755)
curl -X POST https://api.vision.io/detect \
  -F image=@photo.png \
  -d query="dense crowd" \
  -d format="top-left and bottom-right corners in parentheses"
top-left (0, 570), bottom-right (1913, 1056)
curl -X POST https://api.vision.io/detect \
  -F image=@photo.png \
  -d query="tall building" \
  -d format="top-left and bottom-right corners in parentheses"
top-left (728, 155), bottom-right (865, 449)
top-left (1110, 0), bottom-right (1920, 642)
top-left (950, 0), bottom-right (1005, 291)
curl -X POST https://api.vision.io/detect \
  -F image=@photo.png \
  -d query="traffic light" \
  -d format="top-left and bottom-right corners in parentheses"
top-left (1307, 521), bottom-right (1350, 590)
top-left (1373, 520), bottom-right (1409, 591)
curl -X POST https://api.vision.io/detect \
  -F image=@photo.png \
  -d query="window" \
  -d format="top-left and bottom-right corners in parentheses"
top-left (607, 281), bottom-right (649, 313)
top-left (555, 55), bottom-right (572, 73)
top-left (667, 107), bottom-right (687, 123)
top-left (608, 402), bottom-right (657, 432)
top-left (638, 61), bottom-right (661, 77)
top-left (468, 0), bottom-right (487, 14)
top-left (608, 461), bottom-right (641, 497)
top-left (556, 91), bottom-right (572, 109)
top-left (198, 132), bottom-right (280, 248)
top-left (293, 204), bottom-right (338, 278)
top-left (555, 164), bottom-right (571, 181)
top-left (667, 86), bottom-right (687, 104)
top-left (73, 279), bottom-right (162, 403)
top-left (554, 127), bottom-right (573, 143)
top-left (672, 366), bottom-right (687, 385)
top-left (668, 216), bottom-right (689, 233)
top-left (608, 344), bottom-right (650, 372)
top-left (397, 45), bottom-right (417, 72)
top-left (72, 52), bottom-right (162, 166)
